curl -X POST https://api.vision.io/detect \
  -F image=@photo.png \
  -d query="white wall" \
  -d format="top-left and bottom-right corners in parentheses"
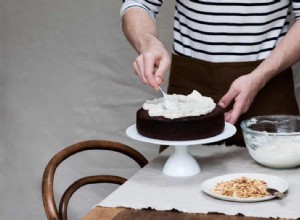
top-left (0, 1), bottom-right (299, 219)
top-left (0, 1), bottom-right (174, 219)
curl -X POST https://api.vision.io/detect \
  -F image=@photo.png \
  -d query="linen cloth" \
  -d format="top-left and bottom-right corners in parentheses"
top-left (98, 145), bottom-right (300, 219)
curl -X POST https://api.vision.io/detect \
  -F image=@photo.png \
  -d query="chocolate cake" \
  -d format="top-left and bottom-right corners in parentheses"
top-left (136, 105), bottom-right (225, 141)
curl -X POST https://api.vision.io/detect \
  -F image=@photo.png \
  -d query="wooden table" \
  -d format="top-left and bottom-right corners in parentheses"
top-left (82, 206), bottom-right (271, 220)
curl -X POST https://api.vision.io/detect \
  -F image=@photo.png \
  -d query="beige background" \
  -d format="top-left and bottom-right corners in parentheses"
top-left (0, 1), bottom-right (299, 219)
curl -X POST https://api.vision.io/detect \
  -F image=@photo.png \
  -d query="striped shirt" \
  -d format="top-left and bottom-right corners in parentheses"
top-left (121, 0), bottom-right (300, 62)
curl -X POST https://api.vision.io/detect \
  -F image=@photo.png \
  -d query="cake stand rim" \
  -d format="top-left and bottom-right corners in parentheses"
top-left (126, 122), bottom-right (236, 146)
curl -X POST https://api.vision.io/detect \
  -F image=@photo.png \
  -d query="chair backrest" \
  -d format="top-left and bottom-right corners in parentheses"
top-left (42, 140), bottom-right (148, 220)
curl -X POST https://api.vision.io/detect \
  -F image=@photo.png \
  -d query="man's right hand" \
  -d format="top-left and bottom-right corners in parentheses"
top-left (133, 42), bottom-right (171, 90)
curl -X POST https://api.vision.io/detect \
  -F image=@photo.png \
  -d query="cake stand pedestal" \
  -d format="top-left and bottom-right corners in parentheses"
top-left (162, 145), bottom-right (201, 176)
top-left (126, 122), bottom-right (236, 177)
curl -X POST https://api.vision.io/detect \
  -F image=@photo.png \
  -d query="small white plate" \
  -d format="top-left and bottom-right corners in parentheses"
top-left (201, 173), bottom-right (288, 202)
top-left (126, 122), bottom-right (236, 146)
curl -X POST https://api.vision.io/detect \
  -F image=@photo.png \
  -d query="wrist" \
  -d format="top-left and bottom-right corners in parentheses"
top-left (138, 33), bottom-right (164, 54)
top-left (250, 65), bottom-right (278, 90)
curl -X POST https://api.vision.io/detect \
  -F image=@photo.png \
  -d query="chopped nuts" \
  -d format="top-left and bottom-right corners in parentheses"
top-left (212, 176), bottom-right (270, 198)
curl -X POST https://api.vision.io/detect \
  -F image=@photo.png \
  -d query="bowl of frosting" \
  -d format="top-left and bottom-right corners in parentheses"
top-left (241, 115), bottom-right (300, 168)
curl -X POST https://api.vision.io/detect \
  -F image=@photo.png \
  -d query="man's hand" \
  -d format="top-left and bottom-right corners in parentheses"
top-left (133, 44), bottom-right (170, 90)
top-left (218, 73), bottom-right (264, 124)
top-left (219, 19), bottom-right (300, 124)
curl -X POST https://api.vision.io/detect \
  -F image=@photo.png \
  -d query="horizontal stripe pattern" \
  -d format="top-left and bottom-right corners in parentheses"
top-left (120, 0), bottom-right (163, 19)
top-left (121, 0), bottom-right (300, 62)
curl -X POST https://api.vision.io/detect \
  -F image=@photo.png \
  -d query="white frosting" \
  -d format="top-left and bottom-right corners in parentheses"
top-left (143, 90), bottom-right (216, 119)
top-left (249, 142), bottom-right (300, 168)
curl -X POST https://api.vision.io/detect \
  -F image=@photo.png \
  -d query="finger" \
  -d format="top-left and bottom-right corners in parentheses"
top-left (154, 56), bottom-right (170, 86)
top-left (132, 61), bottom-right (139, 76)
top-left (218, 88), bottom-right (239, 109)
top-left (133, 61), bottom-right (144, 83)
top-left (227, 101), bottom-right (243, 124)
top-left (143, 55), bottom-right (159, 90)
top-left (224, 110), bottom-right (232, 122)
top-left (135, 56), bottom-right (148, 84)
top-left (155, 75), bottom-right (163, 86)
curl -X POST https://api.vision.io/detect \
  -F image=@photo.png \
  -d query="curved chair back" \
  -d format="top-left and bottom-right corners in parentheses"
top-left (42, 140), bottom-right (148, 220)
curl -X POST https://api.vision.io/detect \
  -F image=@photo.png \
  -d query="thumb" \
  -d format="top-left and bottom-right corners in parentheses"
top-left (218, 89), bottom-right (237, 109)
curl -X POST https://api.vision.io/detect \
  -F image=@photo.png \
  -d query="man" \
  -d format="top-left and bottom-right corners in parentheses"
top-left (120, 0), bottom-right (300, 146)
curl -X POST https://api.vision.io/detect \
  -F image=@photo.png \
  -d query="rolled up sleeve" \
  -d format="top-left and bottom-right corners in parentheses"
top-left (292, 0), bottom-right (300, 19)
top-left (120, 0), bottom-right (163, 20)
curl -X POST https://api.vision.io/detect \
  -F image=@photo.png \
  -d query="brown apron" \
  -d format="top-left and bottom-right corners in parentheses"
top-left (167, 54), bottom-right (299, 146)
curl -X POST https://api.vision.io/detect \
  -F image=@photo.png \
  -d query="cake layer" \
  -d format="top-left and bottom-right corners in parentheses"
top-left (136, 105), bottom-right (225, 141)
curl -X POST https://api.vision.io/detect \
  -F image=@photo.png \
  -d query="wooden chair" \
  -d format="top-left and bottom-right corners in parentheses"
top-left (42, 140), bottom-right (148, 220)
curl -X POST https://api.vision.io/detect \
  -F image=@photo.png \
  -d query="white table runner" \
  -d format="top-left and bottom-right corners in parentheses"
top-left (98, 145), bottom-right (300, 219)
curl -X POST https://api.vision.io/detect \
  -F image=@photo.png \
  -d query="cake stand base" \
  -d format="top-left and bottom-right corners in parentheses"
top-left (162, 145), bottom-right (200, 177)
top-left (126, 123), bottom-right (236, 178)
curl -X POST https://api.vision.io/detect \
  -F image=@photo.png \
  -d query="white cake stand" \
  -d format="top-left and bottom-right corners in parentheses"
top-left (126, 122), bottom-right (236, 177)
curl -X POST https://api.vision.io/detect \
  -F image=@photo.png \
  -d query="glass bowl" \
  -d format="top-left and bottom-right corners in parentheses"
top-left (240, 115), bottom-right (300, 168)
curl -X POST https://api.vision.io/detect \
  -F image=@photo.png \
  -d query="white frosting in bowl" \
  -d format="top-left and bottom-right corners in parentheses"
top-left (247, 141), bottom-right (300, 168)
top-left (143, 90), bottom-right (216, 119)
